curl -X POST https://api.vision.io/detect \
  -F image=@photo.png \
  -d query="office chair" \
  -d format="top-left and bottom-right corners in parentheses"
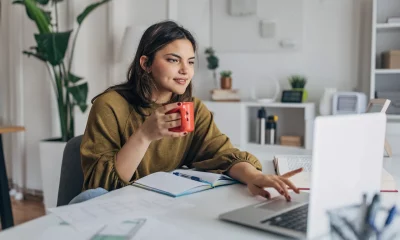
top-left (56, 135), bottom-right (84, 206)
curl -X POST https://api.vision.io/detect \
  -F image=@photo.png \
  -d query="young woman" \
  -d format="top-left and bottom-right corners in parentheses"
top-left (70, 20), bottom-right (302, 204)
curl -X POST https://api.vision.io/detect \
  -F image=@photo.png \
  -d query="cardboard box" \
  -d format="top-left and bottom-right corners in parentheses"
top-left (382, 51), bottom-right (400, 69)
top-left (280, 136), bottom-right (302, 147)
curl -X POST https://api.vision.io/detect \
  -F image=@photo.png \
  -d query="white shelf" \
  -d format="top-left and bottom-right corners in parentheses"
top-left (375, 69), bottom-right (400, 74)
top-left (242, 101), bottom-right (314, 109)
top-left (204, 101), bottom-right (315, 150)
top-left (247, 143), bottom-right (303, 150)
top-left (245, 143), bottom-right (310, 156)
top-left (376, 23), bottom-right (400, 30)
top-left (387, 114), bottom-right (400, 120)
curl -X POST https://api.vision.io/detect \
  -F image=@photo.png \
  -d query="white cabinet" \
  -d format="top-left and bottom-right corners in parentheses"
top-left (203, 101), bottom-right (315, 153)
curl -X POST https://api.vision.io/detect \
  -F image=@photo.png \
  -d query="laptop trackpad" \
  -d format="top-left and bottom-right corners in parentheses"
top-left (257, 200), bottom-right (301, 212)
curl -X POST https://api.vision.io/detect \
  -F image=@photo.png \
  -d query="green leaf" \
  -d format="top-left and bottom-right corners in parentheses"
top-left (206, 55), bottom-right (219, 70)
top-left (13, 0), bottom-right (51, 32)
top-left (22, 50), bottom-right (47, 62)
top-left (68, 83), bottom-right (88, 112)
top-left (204, 47), bottom-right (215, 55)
top-left (42, 11), bottom-right (52, 23)
top-left (14, 1), bottom-right (51, 23)
top-left (78, 104), bottom-right (88, 113)
top-left (77, 0), bottom-right (111, 25)
top-left (13, 1), bottom-right (35, 19)
top-left (68, 72), bottom-right (83, 83)
top-left (20, 0), bottom-right (51, 33)
top-left (34, 31), bottom-right (72, 66)
top-left (35, 0), bottom-right (50, 5)
top-left (13, 1), bottom-right (52, 24)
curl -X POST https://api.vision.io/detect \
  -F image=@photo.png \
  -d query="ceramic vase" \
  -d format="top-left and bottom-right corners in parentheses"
top-left (319, 88), bottom-right (337, 115)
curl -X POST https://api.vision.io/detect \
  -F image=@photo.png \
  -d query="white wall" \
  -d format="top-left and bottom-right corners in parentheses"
top-left (215, 0), bottom-right (365, 103)
top-left (1, 0), bottom-right (373, 192)
top-left (211, 0), bottom-right (304, 53)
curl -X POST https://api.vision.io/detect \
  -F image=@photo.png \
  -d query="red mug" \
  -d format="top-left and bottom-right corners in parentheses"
top-left (166, 102), bottom-right (195, 132)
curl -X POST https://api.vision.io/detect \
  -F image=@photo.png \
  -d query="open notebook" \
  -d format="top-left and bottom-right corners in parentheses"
top-left (132, 169), bottom-right (237, 197)
top-left (273, 155), bottom-right (398, 192)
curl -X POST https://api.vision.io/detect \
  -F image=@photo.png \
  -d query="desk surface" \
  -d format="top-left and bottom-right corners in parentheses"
top-left (1, 148), bottom-right (400, 239)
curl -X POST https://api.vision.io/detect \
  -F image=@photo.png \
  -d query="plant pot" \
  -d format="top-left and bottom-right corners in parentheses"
top-left (292, 88), bottom-right (308, 102)
top-left (220, 77), bottom-right (232, 89)
top-left (39, 138), bottom-right (67, 210)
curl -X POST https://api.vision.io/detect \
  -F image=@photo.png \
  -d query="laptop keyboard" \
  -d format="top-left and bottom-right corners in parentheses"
top-left (261, 204), bottom-right (308, 233)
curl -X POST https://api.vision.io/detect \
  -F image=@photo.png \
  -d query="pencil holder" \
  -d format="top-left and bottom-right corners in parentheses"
top-left (327, 204), bottom-right (399, 240)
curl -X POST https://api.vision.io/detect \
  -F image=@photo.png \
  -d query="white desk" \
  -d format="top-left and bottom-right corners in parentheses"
top-left (1, 150), bottom-right (399, 240)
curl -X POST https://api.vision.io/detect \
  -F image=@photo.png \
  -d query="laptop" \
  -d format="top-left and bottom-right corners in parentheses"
top-left (219, 113), bottom-right (387, 239)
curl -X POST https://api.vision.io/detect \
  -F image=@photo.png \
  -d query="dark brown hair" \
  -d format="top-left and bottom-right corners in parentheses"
top-left (92, 20), bottom-right (197, 116)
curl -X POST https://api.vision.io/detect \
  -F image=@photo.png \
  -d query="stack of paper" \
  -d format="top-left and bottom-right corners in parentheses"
top-left (47, 192), bottom-right (196, 237)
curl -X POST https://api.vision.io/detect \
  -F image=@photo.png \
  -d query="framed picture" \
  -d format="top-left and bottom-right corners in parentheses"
top-left (366, 99), bottom-right (392, 157)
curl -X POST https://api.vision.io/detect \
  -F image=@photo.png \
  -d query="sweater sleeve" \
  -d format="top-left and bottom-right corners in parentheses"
top-left (80, 95), bottom-right (134, 191)
top-left (186, 99), bottom-right (262, 174)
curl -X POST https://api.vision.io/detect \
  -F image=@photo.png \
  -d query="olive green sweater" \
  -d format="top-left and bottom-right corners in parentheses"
top-left (80, 91), bottom-right (262, 191)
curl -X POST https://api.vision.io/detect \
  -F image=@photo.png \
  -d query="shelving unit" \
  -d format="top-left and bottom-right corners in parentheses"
top-left (203, 101), bottom-right (315, 152)
top-left (376, 23), bottom-right (400, 30)
top-left (371, 0), bottom-right (400, 119)
top-left (387, 114), bottom-right (400, 120)
top-left (375, 69), bottom-right (400, 74)
top-left (241, 102), bottom-right (314, 109)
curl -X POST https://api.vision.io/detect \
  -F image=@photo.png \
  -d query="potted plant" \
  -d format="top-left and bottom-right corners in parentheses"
top-left (204, 47), bottom-right (219, 88)
top-left (13, 0), bottom-right (112, 208)
top-left (288, 75), bottom-right (308, 102)
top-left (220, 70), bottom-right (232, 90)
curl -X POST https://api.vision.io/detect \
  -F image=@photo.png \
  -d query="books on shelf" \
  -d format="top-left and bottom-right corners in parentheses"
top-left (273, 155), bottom-right (398, 192)
top-left (132, 169), bottom-right (237, 197)
top-left (210, 89), bottom-right (240, 101)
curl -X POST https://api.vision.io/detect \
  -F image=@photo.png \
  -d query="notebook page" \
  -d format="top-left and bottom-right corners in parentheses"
top-left (275, 155), bottom-right (312, 189)
top-left (275, 155), bottom-right (312, 174)
top-left (381, 168), bottom-right (397, 192)
top-left (133, 172), bottom-right (209, 196)
top-left (172, 169), bottom-right (234, 184)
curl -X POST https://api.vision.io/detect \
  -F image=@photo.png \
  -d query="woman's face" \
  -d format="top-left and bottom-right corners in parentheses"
top-left (146, 39), bottom-right (195, 101)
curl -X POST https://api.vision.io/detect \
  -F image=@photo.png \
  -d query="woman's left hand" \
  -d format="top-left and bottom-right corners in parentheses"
top-left (247, 168), bottom-right (303, 201)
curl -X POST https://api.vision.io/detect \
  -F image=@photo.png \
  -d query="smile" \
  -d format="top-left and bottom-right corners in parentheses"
top-left (174, 78), bottom-right (188, 85)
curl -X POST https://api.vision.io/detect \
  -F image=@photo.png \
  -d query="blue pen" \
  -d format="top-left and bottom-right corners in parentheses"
top-left (173, 172), bottom-right (205, 183)
top-left (384, 205), bottom-right (397, 227)
top-left (362, 193), bottom-right (380, 239)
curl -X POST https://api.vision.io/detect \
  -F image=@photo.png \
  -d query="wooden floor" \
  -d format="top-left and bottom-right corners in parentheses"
top-left (0, 197), bottom-right (45, 231)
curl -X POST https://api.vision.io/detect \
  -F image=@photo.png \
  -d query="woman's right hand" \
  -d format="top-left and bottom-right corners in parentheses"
top-left (139, 102), bottom-right (187, 142)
